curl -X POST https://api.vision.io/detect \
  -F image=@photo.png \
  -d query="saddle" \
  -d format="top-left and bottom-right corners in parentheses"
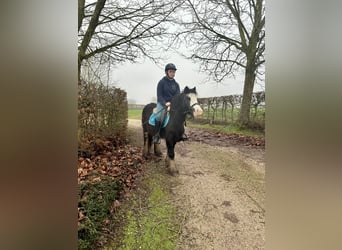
top-left (148, 107), bottom-right (170, 128)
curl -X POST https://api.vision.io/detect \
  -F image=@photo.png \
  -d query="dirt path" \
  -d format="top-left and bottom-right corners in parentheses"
top-left (128, 119), bottom-right (265, 249)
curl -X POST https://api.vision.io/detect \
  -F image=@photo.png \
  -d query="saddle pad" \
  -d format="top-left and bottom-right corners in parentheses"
top-left (148, 113), bottom-right (170, 128)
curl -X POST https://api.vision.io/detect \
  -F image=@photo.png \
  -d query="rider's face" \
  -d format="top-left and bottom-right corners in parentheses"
top-left (167, 70), bottom-right (176, 79)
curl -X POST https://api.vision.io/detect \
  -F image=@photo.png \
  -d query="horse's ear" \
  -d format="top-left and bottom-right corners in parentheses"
top-left (184, 86), bottom-right (190, 93)
top-left (193, 87), bottom-right (196, 92)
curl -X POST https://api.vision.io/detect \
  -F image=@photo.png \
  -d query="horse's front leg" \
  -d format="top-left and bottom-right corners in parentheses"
top-left (165, 139), bottom-right (179, 175)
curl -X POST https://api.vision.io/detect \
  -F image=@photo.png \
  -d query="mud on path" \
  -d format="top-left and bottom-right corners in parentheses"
top-left (128, 119), bottom-right (265, 249)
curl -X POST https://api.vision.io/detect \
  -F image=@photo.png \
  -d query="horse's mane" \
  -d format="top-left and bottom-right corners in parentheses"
top-left (170, 92), bottom-right (185, 107)
top-left (170, 87), bottom-right (197, 110)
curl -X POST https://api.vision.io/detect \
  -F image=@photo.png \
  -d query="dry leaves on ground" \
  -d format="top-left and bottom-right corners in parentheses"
top-left (78, 137), bottom-right (145, 189)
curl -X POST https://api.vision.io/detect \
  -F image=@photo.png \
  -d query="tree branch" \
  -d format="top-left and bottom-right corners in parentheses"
top-left (186, 0), bottom-right (243, 51)
top-left (78, 0), bottom-right (86, 32)
top-left (191, 54), bottom-right (246, 68)
top-left (79, 0), bottom-right (107, 59)
top-left (225, 0), bottom-right (250, 50)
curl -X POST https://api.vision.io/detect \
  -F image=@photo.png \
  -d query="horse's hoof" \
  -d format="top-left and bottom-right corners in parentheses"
top-left (168, 168), bottom-right (179, 176)
top-left (165, 156), bottom-right (170, 167)
top-left (167, 159), bottom-right (179, 176)
top-left (143, 151), bottom-right (151, 159)
top-left (155, 152), bottom-right (163, 157)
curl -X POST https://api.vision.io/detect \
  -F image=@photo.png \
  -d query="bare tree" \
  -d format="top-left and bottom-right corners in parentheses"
top-left (175, 0), bottom-right (265, 126)
top-left (80, 55), bottom-right (114, 85)
top-left (78, 0), bottom-right (183, 81)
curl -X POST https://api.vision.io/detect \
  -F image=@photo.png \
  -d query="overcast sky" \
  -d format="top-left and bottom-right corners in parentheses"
top-left (110, 50), bottom-right (265, 105)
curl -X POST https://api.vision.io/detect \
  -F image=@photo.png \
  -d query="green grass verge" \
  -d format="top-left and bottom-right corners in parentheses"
top-left (128, 109), bottom-right (142, 120)
top-left (119, 181), bottom-right (177, 249)
top-left (105, 162), bottom-right (178, 250)
top-left (187, 121), bottom-right (264, 137)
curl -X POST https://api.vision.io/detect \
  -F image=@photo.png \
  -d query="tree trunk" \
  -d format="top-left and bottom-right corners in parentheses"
top-left (78, 0), bottom-right (85, 32)
top-left (231, 105), bottom-right (234, 122)
top-left (78, 0), bottom-right (106, 83)
top-left (238, 64), bottom-right (256, 127)
top-left (78, 58), bottom-right (82, 83)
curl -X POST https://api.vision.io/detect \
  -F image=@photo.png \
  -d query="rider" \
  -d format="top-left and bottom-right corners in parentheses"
top-left (153, 63), bottom-right (187, 144)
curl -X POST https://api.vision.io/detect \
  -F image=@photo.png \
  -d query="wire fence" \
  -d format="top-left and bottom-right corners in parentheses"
top-left (197, 91), bottom-right (265, 128)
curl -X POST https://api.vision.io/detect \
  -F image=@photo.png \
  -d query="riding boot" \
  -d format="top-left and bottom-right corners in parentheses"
top-left (153, 121), bottom-right (162, 144)
top-left (181, 133), bottom-right (188, 141)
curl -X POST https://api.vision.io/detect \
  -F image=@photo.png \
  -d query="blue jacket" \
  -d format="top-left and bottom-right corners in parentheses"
top-left (157, 76), bottom-right (180, 105)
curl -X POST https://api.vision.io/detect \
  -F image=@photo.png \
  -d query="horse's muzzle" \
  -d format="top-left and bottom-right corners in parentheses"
top-left (193, 104), bottom-right (203, 117)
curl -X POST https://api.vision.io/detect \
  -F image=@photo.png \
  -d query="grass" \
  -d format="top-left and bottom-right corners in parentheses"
top-left (118, 180), bottom-right (177, 250)
top-left (128, 109), bottom-right (142, 120)
top-left (108, 121), bottom-right (178, 249)
top-left (200, 107), bottom-right (265, 123)
top-left (187, 121), bottom-right (264, 137)
top-left (106, 163), bottom-right (179, 250)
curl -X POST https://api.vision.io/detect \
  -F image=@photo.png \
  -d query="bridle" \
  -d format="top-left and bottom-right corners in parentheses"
top-left (180, 94), bottom-right (200, 118)
top-left (160, 92), bottom-right (201, 121)
top-left (182, 102), bottom-right (198, 115)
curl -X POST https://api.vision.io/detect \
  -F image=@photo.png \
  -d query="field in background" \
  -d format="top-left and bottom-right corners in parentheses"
top-left (200, 107), bottom-right (265, 123)
top-left (128, 109), bottom-right (264, 137)
top-left (186, 121), bottom-right (264, 137)
top-left (128, 109), bottom-right (142, 120)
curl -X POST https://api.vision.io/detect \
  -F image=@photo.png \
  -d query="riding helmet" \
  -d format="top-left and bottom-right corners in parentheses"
top-left (165, 63), bottom-right (177, 72)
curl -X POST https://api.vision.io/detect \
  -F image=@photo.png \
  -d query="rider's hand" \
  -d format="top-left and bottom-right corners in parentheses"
top-left (165, 102), bottom-right (171, 107)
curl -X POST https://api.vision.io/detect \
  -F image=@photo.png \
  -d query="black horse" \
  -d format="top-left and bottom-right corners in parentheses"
top-left (142, 86), bottom-right (203, 175)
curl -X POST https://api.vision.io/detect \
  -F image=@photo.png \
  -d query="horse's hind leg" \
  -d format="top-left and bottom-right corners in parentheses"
top-left (143, 132), bottom-right (149, 158)
top-left (148, 134), bottom-right (153, 154)
top-left (154, 142), bottom-right (162, 157)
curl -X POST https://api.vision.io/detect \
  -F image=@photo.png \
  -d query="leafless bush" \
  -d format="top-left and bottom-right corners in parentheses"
top-left (78, 80), bottom-right (127, 144)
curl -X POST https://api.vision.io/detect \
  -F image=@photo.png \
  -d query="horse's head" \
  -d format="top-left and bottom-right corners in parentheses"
top-left (183, 86), bottom-right (203, 117)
